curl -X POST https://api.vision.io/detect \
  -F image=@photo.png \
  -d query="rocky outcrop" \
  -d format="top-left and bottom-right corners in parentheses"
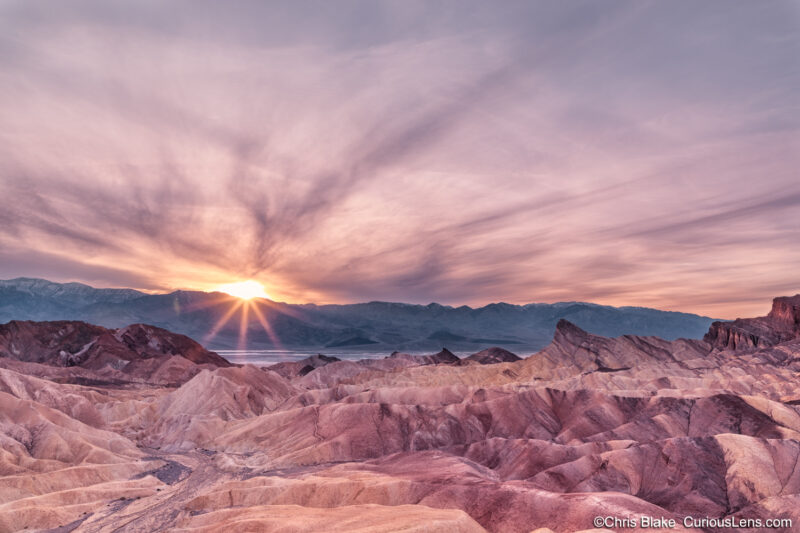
top-left (465, 347), bottom-right (521, 364)
top-left (114, 323), bottom-right (231, 366)
top-left (0, 320), bottom-right (113, 366)
top-left (529, 319), bottom-right (710, 373)
top-left (769, 295), bottom-right (800, 329)
top-left (388, 347), bottom-right (462, 366)
top-left (0, 320), bottom-right (230, 384)
top-left (704, 295), bottom-right (800, 350)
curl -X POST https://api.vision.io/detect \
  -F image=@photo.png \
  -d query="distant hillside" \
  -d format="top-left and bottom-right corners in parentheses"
top-left (0, 278), bottom-right (717, 352)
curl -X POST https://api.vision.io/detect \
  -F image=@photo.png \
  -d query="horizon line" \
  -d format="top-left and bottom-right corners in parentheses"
top-left (0, 275), bottom-right (752, 319)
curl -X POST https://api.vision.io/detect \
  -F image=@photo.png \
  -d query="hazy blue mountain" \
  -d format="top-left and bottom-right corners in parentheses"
top-left (0, 278), bottom-right (717, 353)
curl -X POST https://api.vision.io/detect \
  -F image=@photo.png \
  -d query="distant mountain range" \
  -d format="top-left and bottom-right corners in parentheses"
top-left (0, 278), bottom-right (717, 352)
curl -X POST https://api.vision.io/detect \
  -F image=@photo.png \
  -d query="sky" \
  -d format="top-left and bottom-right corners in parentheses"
top-left (0, 1), bottom-right (798, 319)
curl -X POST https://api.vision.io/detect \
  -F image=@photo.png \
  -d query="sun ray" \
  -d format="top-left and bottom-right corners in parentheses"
top-left (250, 300), bottom-right (284, 349)
top-left (237, 301), bottom-right (250, 351)
top-left (203, 299), bottom-right (243, 345)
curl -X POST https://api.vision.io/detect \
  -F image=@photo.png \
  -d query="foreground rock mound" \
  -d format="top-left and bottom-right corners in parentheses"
top-left (0, 320), bottom-right (230, 385)
top-left (1, 296), bottom-right (800, 532)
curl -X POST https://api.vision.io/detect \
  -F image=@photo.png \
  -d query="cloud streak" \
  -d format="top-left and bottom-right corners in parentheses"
top-left (0, 1), bottom-right (797, 318)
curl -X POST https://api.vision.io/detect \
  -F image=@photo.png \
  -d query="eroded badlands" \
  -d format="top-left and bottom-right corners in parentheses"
top-left (2, 297), bottom-right (800, 532)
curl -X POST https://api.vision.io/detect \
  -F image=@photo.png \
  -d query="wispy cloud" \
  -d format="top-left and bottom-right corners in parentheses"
top-left (0, 1), bottom-right (797, 318)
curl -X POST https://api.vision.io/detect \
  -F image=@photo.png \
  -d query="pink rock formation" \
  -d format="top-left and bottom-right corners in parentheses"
top-left (1, 297), bottom-right (800, 532)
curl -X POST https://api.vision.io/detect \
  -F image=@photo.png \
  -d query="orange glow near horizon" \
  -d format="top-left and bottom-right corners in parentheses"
top-left (213, 280), bottom-right (270, 301)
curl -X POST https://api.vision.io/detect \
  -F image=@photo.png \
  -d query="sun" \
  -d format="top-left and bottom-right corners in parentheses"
top-left (214, 280), bottom-right (270, 300)
top-left (199, 279), bottom-right (283, 352)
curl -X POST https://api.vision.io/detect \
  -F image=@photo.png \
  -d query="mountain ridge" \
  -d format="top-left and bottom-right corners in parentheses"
top-left (0, 277), bottom-right (718, 351)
